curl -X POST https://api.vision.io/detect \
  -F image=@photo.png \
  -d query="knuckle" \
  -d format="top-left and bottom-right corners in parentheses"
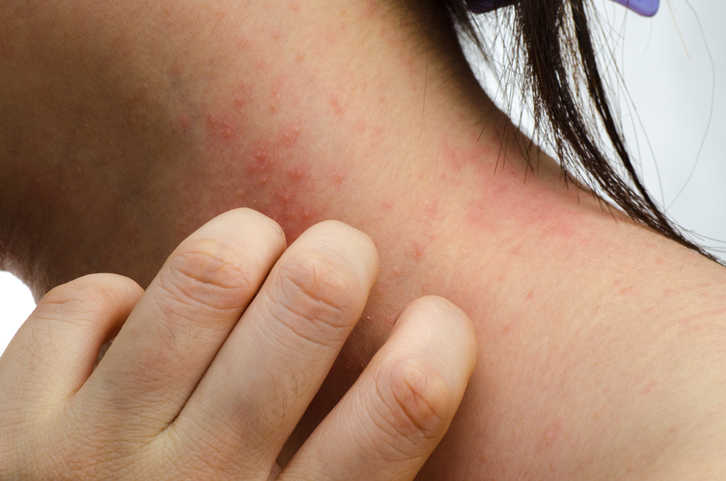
top-left (374, 357), bottom-right (453, 443)
top-left (270, 251), bottom-right (361, 339)
top-left (34, 280), bottom-right (110, 322)
top-left (160, 237), bottom-right (255, 316)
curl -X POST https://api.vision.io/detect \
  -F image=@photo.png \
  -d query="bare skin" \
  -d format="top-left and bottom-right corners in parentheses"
top-left (2, 0), bottom-right (726, 479)
top-left (1, 211), bottom-right (477, 480)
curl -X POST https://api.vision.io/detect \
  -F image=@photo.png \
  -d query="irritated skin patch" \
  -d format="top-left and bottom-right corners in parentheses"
top-left (206, 112), bottom-right (238, 141)
top-left (436, 133), bottom-right (587, 243)
top-left (243, 140), bottom-right (324, 241)
top-left (200, 104), bottom-right (337, 242)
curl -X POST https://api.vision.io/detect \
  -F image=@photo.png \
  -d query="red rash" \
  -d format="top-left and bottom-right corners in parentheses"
top-left (437, 135), bottom-right (586, 243)
top-left (329, 94), bottom-right (346, 117)
top-left (206, 112), bottom-right (238, 141)
top-left (248, 126), bottom-right (328, 240)
top-left (269, 75), bottom-right (290, 114)
top-left (280, 123), bottom-right (301, 148)
top-left (410, 239), bottom-right (426, 261)
top-left (464, 178), bottom-right (584, 244)
top-left (202, 106), bottom-right (332, 242)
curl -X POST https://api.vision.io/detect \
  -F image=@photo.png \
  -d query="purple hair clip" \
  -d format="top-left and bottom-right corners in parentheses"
top-left (468, 0), bottom-right (659, 17)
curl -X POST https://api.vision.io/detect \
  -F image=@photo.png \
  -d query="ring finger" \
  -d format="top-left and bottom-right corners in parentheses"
top-left (82, 209), bottom-right (287, 429)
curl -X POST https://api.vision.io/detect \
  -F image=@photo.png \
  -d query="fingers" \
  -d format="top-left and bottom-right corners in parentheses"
top-left (0, 274), bottom-right (143, 406)
top-left (278, 296), bottom-right (477, 481)
top-left (85, 209), bottom-right (287, 427)
top-left (0, 210), bottom-right (474, 481)
top-left (169, 220), bottom-right (379, 473)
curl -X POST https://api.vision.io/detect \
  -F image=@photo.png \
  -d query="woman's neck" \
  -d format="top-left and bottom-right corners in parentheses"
top-left (4, 1), bottom-right (726, 478)
top-left (3, 0), bottom-right (559, 295)
top-left (1, 0), bottom-right (509, 294)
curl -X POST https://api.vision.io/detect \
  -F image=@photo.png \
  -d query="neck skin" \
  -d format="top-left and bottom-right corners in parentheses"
top-left (3, 1), bottom-right (726, 478)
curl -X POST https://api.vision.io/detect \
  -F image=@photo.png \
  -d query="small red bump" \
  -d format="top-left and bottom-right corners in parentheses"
top-left (331, 169), bottom-right (348, 188)
top-left (411, 240), bottom-right (426, 260)
top-left (174, 113), bottom-right (192, 133)
top-left (280, 123), bottom-right (301, 148)
top-left (206, 112), bottom-right (237, 140)
top-left (329, 95), bottom-right (345, 117)
top-left (287, 166), bottom-right (306, 183)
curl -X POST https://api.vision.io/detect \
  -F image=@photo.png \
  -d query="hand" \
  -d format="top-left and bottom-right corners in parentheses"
top-left (0, 209), bottom-right (477, 480)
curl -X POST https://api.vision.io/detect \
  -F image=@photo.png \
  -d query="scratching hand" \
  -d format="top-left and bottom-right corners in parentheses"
top-left (0, 209), bottom-right (476, 480)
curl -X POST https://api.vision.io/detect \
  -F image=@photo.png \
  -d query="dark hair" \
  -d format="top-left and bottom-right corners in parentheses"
top-left (432, 0), bottom-right (715, 260)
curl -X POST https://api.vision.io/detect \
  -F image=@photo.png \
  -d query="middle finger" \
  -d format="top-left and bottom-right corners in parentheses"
top-left (170, 220), bottom-right (378, 473)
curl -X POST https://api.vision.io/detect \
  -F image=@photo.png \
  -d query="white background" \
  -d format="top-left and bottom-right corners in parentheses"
top-left (2, 0), bottom-right (725, 354)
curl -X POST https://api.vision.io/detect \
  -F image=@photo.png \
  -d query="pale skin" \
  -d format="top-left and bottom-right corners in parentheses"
top-left (2, 0), bottom-right (726, 479)
top-left (1, 210), bottom-right (477, 480)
